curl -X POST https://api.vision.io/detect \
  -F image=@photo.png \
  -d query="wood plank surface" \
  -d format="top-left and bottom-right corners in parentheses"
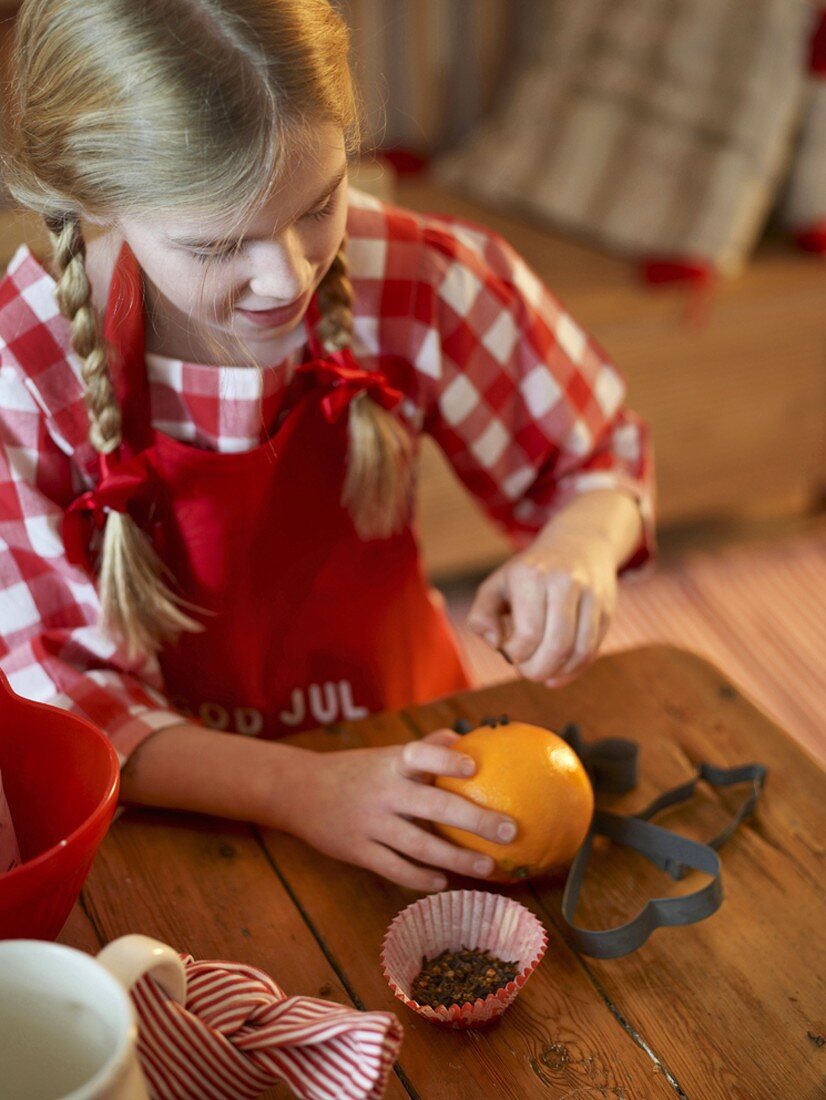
top-left (75, 809), bottom-right (410, 1100)
top-left (259, 708), bottom-right (675, 1100)
top-left (60, 646), bottom-right (826, 1099)
top-left (262, 646), bottom-right (826, 1099)
top-left (408, 647), bottom-right (826, 1100)
top-left (57, 898), bottom-right (103, 955)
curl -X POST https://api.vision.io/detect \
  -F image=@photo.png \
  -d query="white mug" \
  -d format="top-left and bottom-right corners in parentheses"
top-left (0, 934), bottom-right (187, 1100)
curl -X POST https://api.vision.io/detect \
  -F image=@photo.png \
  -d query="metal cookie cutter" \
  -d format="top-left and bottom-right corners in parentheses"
top-left (557, 723), bottom-right (768, 958)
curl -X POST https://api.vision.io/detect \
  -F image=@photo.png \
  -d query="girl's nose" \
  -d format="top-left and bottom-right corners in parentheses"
top-left (247, 230), bottom-right (313, 303)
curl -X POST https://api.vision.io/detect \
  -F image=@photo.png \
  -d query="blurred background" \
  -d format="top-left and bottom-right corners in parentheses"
top-left (1, 0), bottom-right (824, 759)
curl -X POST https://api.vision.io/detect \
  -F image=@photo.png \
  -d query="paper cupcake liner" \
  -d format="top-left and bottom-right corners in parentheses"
top-left (381, 890), bottom-right (547, 1029)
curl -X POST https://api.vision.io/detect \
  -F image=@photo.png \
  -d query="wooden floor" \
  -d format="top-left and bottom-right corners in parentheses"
top-left (444, 520), bottom-right (826, 766)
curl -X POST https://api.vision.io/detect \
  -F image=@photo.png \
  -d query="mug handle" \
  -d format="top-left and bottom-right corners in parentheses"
top-left (96, 934), bottom-right (187, 1005)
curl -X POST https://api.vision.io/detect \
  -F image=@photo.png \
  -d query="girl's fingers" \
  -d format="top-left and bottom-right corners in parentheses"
top-left (400, 783), bottom-right (516, 845)
top-left (499, 569), bottom-right (548, 664)
top-left (517, 580), bottom-right (581, 681)
top-left (466, 570), bottom-right (508, 647)
top-left (565, 588), bottom-right (600, 671)
top-left (420, 728), bottom-right (463, 749)
top-left (396, 739), bottom-right (475, 781)
top-left (381, 819), bottom-right (496, 880)
top-left (362, 840), bottom-right (448, 892)
top-left (553, 595), bottom-right (611, 682)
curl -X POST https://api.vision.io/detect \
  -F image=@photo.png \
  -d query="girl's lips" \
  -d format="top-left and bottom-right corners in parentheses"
top-left (236, 293), bottom-right (309, 327)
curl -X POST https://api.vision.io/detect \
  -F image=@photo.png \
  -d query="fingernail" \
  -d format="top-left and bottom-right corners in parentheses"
top-left (474, 857), bottom-right (494, 875)
top-left (460, 757), bottom-right (475, 776)
top-left (431, 876), bottom-right (447, 891)
top-left (497, 821), bottom-right (517, 842)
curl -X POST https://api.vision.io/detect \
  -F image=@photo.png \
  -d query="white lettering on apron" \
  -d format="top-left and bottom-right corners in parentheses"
top-left (339, 680), bottom-right (369, 720)
top-left (234, 707), bottom-right (264, 736)
top-left (278, 681), bottom-right (370, 728)
top-left (200, 701), bottom-right (230, 730)
top-left (180, 683), bottom-right (369, 732)
top-left (309, 682), bottom-right (338, 724)
top-left (279, 688), bottom-right (306, 727)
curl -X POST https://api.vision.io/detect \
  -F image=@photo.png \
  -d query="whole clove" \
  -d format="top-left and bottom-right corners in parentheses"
top-left (452, 718), bottom-right (474, 735)
top-left (410, 946), bottom-right (519, 1008)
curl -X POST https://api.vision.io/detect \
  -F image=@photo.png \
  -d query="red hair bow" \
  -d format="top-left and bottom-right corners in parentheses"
top-left (296, 351), bottom-right (404, 424)
top-left (62, 450), bottom-right (158, 571)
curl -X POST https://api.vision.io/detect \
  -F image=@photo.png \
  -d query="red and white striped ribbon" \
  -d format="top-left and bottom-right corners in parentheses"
top-left (130, 955), bottom-right (403, 1100)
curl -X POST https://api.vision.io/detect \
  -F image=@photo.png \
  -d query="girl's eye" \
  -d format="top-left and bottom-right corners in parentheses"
top-left (191, 246), bottom-right (236, 265)
top-left (305, 193), bottom-right (338, 222)
top-left (189, 191), bottom-right (339, 263)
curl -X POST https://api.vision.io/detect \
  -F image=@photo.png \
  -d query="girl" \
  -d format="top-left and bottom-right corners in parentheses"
top-left (0, 0), bottom-right (654, 892)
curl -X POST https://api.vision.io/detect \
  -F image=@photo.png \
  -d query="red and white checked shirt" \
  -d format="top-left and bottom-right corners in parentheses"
top-left (0, 187), bottom-right (655, 763)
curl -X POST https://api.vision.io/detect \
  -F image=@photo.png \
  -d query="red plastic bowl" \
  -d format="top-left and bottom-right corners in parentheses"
top-left (0, 670), bottom-right (119, 939)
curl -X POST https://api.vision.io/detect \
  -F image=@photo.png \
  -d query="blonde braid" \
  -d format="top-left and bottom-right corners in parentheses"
top-left (45, 213), bottom-right (203, 660)
top-left (315, 236), bottom-right (413, 539)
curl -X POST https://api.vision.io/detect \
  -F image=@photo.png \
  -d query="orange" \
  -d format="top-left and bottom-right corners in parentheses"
top-left (434, 721), bottom-right (594, 882)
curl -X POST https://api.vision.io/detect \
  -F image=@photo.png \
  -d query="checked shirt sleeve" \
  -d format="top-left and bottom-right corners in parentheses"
top-left (0, 356), bottom-right (186, 766)
top-left (412, 216), bottom-right (656, 574)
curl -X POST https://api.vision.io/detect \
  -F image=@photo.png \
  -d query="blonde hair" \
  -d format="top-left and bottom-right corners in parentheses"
top-left (4, 0), bottom-right (412, 660)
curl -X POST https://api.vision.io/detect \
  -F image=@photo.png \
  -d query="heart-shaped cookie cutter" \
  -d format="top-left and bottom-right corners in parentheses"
top-left (558, 724), bottom-right (767, 958)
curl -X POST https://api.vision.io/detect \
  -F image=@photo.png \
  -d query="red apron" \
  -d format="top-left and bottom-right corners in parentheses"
top-left (64, 244), bottom-right (470, 737)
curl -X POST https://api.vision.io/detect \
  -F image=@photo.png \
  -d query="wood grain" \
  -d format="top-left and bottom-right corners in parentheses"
top-left (77, 809), bottom-right (409, 1100)
top-left (56, 646), bottom-right (826, 1098)
top-left (395, 646), bottom-right (826, 1099)
top-left (261, 716), bottom-right (676, 1099)
top-left (57, 899), bottom-right (103, 954)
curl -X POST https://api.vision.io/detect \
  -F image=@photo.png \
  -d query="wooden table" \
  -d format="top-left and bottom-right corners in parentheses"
top-left (61, 646), bottom-right (826, 1099)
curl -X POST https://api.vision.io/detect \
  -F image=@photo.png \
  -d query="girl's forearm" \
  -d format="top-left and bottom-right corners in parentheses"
top-left (535, 488), bottom-right (644, 569)
top-left (119, 722), bottom-right (310, 831)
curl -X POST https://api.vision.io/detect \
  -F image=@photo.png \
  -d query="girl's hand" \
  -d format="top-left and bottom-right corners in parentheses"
top-left (279, 730), bottom-right (517, 892)
top-left (467, 525), bottom-right (618, 687)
